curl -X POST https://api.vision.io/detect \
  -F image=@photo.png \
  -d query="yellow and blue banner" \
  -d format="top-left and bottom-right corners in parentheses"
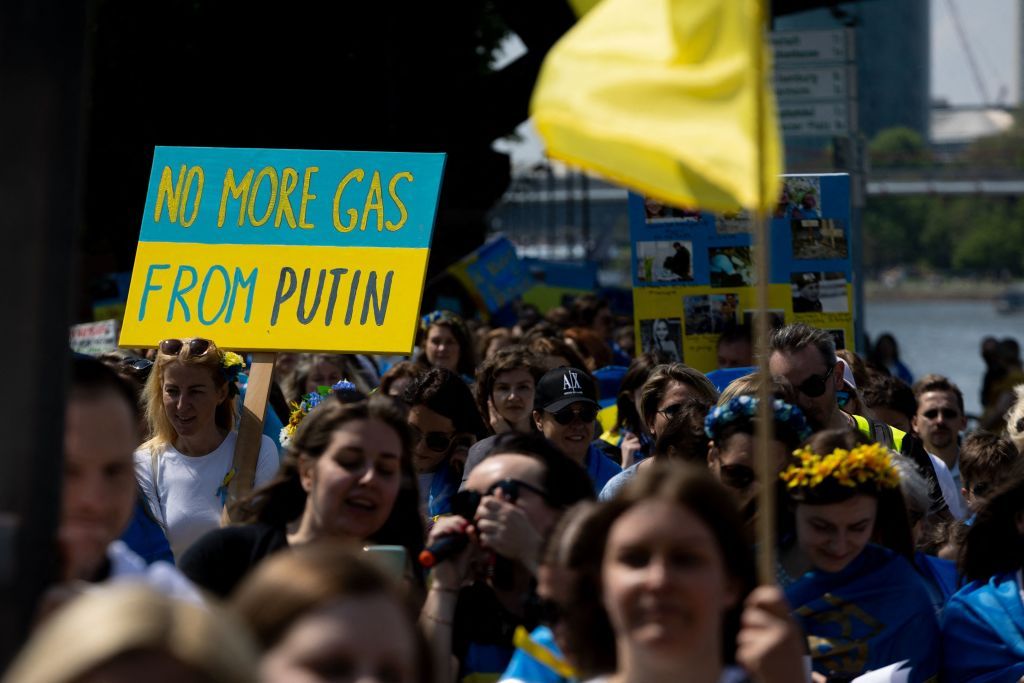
top-left (631, 174), bottom-right (856, 372)
top-left (120, 146), bottom-right (445, 353)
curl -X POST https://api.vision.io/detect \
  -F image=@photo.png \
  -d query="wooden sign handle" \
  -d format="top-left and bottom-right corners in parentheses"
top-left (223, 352), bottom-right (276, 524)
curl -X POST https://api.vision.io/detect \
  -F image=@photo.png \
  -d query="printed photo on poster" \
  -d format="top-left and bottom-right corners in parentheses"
top-left (774, 176), bottom-right (822, 219)
top-left (709, 247), bottom-right (754, 288)
top-left (827, 329), bottom-right (847, 350)
top-left (639, 318), bottom-right (683, 362)
top-left (791, 218), bottom-right (848, 260)
top-left (743, 309), bottom-right (786, 332)
top-left (636, 240), bottom-right (694, 283)
top-left (791, 272), bottom-right (849, 313)
top-left (715, 209), bottom-right (753, 234)
top-left (685, 294), bottom-right (740, 335)
top-left (644, 196), bottom-right (703, 223)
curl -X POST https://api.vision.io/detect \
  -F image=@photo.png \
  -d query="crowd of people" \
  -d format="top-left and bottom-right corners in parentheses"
top-left (9, 293), bottom-right (1024, 682)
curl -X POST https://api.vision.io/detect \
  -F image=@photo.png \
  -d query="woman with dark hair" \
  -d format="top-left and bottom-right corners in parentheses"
top-left (869, 332), bottom-right (913, 385)
top-left (704, 395), bottom-right (811, 530)
top-left (233, 543), bottom-right (433, 683)
top-left (418, 310), bottom-right (477, 379)
top-left (566, 462), bottom-right (805, 683)
top-left (403, 368), bottom-right (488, 519)
top-left (778, 428), bottom-right (939, 681)
top-left (178, 395), bottom-right (423, 597)
top-left (941, 468), bottom-right (1024, 680)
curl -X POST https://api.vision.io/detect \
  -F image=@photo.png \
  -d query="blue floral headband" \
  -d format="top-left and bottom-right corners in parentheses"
top-left (421, 309), bottom-right (465, 332)
top-left (704, 395), bottom-right (812, 443)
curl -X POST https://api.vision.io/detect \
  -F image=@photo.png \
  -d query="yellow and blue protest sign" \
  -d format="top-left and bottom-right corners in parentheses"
top-left (630, 174), bottom-right (855, 372)
top-left (120, 147), bottom-right (445, 353)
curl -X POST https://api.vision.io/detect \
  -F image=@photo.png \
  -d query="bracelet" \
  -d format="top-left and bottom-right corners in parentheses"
top-left (425, 613), bottom-right (453, 626)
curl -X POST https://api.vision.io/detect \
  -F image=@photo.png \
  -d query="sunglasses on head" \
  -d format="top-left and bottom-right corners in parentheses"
top-left (158, 338), bottom-right (213, 358)
top-left (720, 464), bottom-right (756, 490)
top-left (922, 408), bottom-right (959, 421)
top-left (549, 405), bottom-right (598, 426)
top-left (796, 364), bottom-right (835, 398)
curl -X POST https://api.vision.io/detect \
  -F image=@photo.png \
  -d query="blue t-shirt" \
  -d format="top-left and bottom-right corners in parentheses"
top-left (598, 462), bottom-right (639, 501)
top-left (585, 444), bottom-right (622, 495)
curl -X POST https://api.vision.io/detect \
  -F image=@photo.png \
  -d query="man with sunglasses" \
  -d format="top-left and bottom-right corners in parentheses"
top-left (531, 367), bottom-right (621, 494)
top-left (912, 374), bottom-right (969, 488)
top-left (421, 432), bottom-right (594, 683)
top-left (770, 324), bottom-right (962, 520)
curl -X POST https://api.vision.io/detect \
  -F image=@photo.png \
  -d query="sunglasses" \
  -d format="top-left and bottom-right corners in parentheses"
top-left (410, 426), bottom-right (474, 453)
top-left (657, 402), bottom-right (686, 419)
top-left (796, 364), bottom-right (835, 398)
top-left (969, 482), bottom-right (991, 498)
top-left (451, 478), bottom-right (555, 518)
top-left (549, 405), bottom-right (598, 426)
top-left (158, 338), bottom-right (213, 358)
top-left (720, 464), bottom-right (756, 490)
top-left (922, 408), bottom-right (960, 421)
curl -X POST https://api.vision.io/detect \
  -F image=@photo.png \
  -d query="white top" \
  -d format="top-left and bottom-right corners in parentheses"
top-left (105, 540), bottom-right (203, 604)
top-left (928, 453), bottom-right (968, 520)
top-left (135, 432), bottom-right (279, 559)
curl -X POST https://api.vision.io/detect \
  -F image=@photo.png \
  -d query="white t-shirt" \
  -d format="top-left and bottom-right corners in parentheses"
top-left (105, 540), bottom-right (203, 604)
top-left (134, 432), bottom-right (279, 559)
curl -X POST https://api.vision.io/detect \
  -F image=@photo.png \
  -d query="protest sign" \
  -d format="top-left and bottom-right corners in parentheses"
top-left (120, 147), bottom-right (446, 355)
top-left (630, 174), bottom-right (855, 372)
top-left (70, 319), bottom-right (119, 356)
top-left (445, 236), bottom-right (531, 316)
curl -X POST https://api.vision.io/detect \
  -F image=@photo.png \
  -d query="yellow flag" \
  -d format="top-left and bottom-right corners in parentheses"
top-left (530, 0), bottom-right (781, 213)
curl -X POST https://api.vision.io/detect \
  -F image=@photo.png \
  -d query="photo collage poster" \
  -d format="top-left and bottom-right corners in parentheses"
top-left (630, 175), bottom-right (855, 373)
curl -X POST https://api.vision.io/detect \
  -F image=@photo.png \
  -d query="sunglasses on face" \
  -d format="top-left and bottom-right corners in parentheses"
top-left (549, 405), bottom-right (598, 426)
top-left (796, 364), bottom-right (835, 398)
top-left (410, 426), bottom-right (474, 453)
top-left (158, 338), bottom-right (213, 358)
top-left (922, 408), bottom-right (960, 421)
top-left (657, 402), bottom-right (685, 419)
top-left (720, 464), bottom-right (756, 490)
top-left (451, 478), bottom-right (555, 518)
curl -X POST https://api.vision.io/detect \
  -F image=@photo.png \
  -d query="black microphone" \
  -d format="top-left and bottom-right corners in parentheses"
top-left (418, 533), bottom-right (469, 568)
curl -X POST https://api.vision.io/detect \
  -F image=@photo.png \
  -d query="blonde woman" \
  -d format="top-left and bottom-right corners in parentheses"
top-left (134, 338), bottom-right (279, 559)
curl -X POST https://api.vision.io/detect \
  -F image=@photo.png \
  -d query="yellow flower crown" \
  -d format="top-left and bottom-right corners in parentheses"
top-left (779, 442), bottom-right (901, 491)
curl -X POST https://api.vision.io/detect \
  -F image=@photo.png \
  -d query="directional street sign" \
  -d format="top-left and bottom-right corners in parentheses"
top-left (771, 29), bottom-right (850, 66)
top-left (774, 66), bottom-right (849, 102)
top-left (777, 102), bottom-right (849, 136)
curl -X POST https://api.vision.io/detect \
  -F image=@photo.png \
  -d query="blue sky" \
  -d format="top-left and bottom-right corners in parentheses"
top-left (932, 0), bottom-right (1016, 105)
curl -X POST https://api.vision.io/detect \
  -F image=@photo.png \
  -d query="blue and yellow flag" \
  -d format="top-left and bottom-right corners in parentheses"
top-left (530, 0), bottom-right (781, 213)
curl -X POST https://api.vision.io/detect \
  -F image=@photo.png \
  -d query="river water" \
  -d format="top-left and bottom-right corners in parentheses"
top-left (864, 299), bottom-right (1023, 417)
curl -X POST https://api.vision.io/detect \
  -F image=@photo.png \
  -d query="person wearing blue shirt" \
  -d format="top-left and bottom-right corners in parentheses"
top-left (531, 367), bottom-right (621, 495)
top-left (778, 429), bottom-right (940, 682)
top-left (942, 472), bottom-right (1024, 681)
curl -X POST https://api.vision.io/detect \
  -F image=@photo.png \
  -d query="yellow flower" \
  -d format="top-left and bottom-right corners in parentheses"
top-left (222, 351), bottom-right (245, 369)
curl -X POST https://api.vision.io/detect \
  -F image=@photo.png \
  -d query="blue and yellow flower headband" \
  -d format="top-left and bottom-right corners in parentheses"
top-left (704, 395), bottom-right (812, 444)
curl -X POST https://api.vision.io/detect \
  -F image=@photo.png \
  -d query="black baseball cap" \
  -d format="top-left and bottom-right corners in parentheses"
top-left (534, 366), bottom-right (599, 413)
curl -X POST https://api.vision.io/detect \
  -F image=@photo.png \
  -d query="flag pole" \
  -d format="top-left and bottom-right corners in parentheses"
top-left (753, 0), bottom-right (777, 586)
